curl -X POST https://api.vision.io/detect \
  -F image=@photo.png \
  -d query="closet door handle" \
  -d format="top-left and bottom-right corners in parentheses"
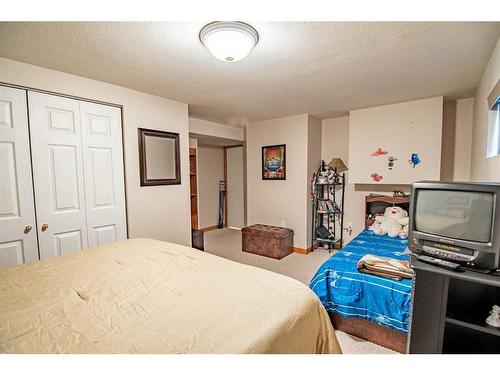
top-left (24, 225), bottom-right (32, 234)
top-left (41, 223), bottom-right (49, 232)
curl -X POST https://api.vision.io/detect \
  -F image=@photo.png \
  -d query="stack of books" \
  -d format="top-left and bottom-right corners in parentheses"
top-left (317, 200), bottom-right (341, 213)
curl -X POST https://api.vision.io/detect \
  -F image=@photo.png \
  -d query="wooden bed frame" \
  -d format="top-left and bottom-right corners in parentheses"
top-left (331, 313), bottom-right (408, 353)
top-left (329, 194), bottom-right (411, 354)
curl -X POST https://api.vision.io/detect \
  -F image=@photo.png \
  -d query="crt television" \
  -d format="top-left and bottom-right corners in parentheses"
top-left (408, 181), bottom-right (500, 270)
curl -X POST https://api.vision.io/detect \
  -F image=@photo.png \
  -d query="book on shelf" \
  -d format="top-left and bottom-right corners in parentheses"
top-left (317, 200), bottom-right (341, 213)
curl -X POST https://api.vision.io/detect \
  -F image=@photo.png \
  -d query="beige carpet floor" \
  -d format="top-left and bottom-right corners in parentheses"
top-left (204, 228), bottom-right (397, 354)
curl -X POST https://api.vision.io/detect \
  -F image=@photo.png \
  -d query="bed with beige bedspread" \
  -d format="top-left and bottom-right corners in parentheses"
top-left (0, 238), bottom-right (340, 354)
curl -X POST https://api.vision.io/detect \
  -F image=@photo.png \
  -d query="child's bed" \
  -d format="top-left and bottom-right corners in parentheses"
top-left (309, 195), bottom-right (413, 353)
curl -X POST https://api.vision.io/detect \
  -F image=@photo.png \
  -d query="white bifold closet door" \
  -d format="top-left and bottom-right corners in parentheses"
top-left (0, 86), bottom-right (39, 266)
top-left (28, 92), bottom-right (126, 259)
top-left (80, 101), bottom-right (127, 248)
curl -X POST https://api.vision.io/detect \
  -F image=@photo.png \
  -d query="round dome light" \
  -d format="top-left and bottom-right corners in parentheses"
top-left (199, 21), bottom-right (259, 62)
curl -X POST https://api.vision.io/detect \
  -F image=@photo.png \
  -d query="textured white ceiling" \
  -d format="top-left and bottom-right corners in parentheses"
top-left (1, 22), bottom-right (499, 127)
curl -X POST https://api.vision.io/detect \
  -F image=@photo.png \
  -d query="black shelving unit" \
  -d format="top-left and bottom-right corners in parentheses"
top-left (311, 160), bottom-right (346, 252)
top-left (408, 255), bottom-right (500, 353)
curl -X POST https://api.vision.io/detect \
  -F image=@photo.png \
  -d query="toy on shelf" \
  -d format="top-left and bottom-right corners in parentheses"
top-left (486, 305), bottom-right (500, 328)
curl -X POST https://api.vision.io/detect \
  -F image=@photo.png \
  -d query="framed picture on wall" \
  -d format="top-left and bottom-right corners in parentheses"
top-left (138, 128), bottom-right (181, 186)
top-left (262, 144), bottom-right (286, 180)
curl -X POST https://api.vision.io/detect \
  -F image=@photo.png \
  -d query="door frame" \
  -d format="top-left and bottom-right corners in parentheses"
top-left (223, 144), bottom-right (245, 229)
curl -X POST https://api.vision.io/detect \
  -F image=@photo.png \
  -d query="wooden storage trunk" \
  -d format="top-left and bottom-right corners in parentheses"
top-left (242, 224), bottom-right (294, 259)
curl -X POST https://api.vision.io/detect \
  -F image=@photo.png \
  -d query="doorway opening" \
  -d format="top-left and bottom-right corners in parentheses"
top-left (189, 134), bottom-right (246, 234)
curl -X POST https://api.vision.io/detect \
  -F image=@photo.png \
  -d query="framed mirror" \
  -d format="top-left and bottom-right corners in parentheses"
top-left (138, 128), bottom-right (181, 186)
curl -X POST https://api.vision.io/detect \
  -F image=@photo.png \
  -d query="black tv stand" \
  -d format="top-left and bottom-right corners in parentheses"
top-left (408, 255), bottom-right (500, 353)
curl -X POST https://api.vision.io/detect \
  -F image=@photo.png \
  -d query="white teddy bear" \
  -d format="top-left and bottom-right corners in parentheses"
top-left (370, 206), bottom-right (409, 239)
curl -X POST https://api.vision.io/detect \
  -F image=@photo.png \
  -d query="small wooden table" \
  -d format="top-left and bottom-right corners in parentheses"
top-left (242, 224), bottom-right (294, 259)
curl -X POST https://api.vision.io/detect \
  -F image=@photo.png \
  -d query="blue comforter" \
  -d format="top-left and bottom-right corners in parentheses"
top-left (309, 229), bottom-right (413, 332)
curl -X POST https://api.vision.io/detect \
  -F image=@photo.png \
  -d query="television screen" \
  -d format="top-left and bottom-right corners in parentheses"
top-left (414, 190), bottom-right (494, 243)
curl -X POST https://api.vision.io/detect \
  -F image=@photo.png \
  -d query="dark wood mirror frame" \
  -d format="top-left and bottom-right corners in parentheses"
top-left (138, 128), bottom-right (181, 186)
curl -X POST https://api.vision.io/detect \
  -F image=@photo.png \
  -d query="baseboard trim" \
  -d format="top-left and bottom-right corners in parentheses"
top-left (201, 225), bottom-right (219, 232)
top-left (293, 246), bottom-right (312, 255)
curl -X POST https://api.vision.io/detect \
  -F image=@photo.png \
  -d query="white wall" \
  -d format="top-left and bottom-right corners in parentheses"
top-left (226, 146), bottom-right (245, 229)
top-left (189, 117), bottom-right (245, 141)
top-left (440, 100), bottom-right (456, 181)
top-left (198, 145), bottom-right (224, 229)
top-left (348, 97), bottom-right (443, 184)
top-left (321, 116), bottom-right (357, 243)
top-left (0, 58), bottom-right (191, 245)
top-left (471, 37), bottom-right (500, 182)
top-left (454, 98), bottom-right (474, 181)
top-left (322, 116), bottom-right (410, 243)
top-left (322, 96), bottom-right (478, 242)
top-left (189, 137), bottom-right (198, 148)
top-left (321, 94), bottom-right (474, 242)
top-left (246, 114), bottom-right (310, 248)
top-left (322, 117), bottom-right (350, 160)
top-left (306, 115), bottom-right (322, 246)
top-left (440, 98), bottom-right (475, 182)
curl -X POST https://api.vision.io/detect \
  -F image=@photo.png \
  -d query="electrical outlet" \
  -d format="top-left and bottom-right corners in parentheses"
top-left (344, 222), bottom-right (353, 236)
top-left (281, 220), bottom-right (286, 228)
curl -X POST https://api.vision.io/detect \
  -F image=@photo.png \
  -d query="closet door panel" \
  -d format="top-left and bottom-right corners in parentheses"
top-left (0, 86), bottom-right (38, 266)
top-left (28, 92), bottom-right (88, 259)
top-left (80, 102), bottom-right (127, 247)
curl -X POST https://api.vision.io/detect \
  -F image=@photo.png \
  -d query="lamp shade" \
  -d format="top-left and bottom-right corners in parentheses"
top-left (327, 158), bottom-right (348, 173)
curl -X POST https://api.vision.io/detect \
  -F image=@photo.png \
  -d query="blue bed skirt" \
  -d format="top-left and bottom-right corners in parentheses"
top-left (309, 229), bottom-right (413, 332)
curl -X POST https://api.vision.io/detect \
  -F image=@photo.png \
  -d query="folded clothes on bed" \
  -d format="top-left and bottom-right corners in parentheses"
top-left (357, 254), bottom-right (414, 281)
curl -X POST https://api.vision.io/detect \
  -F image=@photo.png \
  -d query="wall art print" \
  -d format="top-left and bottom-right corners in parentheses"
top-left (262, 144), bottom-right (286, 180)
top-left (371, 148), bottom-right (388, 156)
top-left (409, 153), bottom-right (421, 168)
top-left (388, 156), bottom-right (397, 170)
top-left (370, 173), bottom-right (383, 182)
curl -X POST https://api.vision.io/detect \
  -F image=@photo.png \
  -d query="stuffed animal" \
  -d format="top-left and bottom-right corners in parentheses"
top-left (370, 206), bottom-right (409, 238)
top-left (486, 305), bottom-right (500, 328)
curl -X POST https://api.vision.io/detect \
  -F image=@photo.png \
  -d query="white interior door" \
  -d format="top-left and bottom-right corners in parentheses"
top-left (226, 146), bottom-right (245, 229)
top-left (80, 101), bottom-right (127, 247)
top-left (28, 92), bottom-right (88, 259)
top-left (0, 86), bottom-right (39, 266)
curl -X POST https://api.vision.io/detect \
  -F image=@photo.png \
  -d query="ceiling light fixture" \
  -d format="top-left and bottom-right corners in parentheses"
top-left (199, 21), bottom-right (259, 62)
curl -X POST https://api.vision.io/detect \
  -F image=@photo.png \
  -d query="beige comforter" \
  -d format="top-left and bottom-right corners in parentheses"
top-left (0, 238), bottom-right (340, 354)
